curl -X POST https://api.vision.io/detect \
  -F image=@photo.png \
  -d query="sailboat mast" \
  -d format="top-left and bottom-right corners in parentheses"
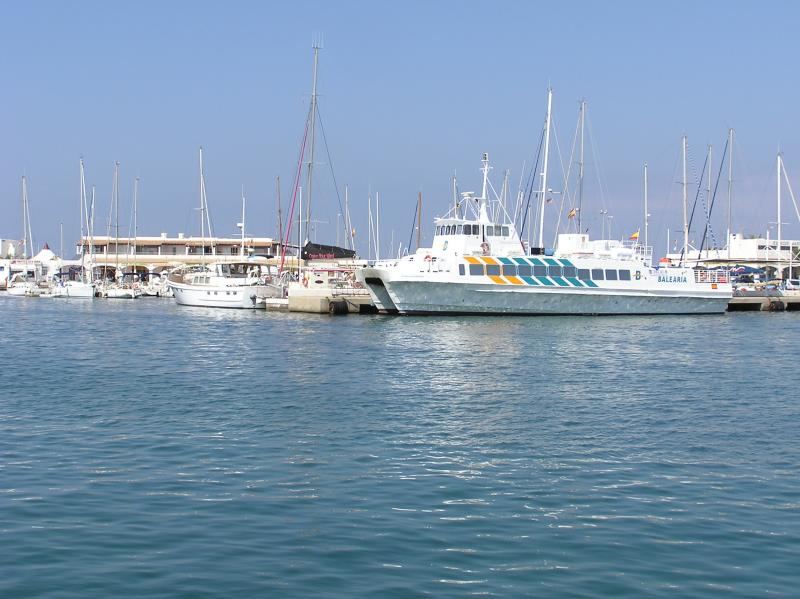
top-left (133, 177), bottom-right (139, 262)
top-left (416, 191), bottom-right (422, 250)
top-left (706, 145), bottom-right (712, 255)
top-left (538, 88), bottom-right (553, 249)
top-left (727, 128), bottom-right (734, 260)
top-left (304, 44), bottom-right (320, 243)
top-left (644, 162), bottom-right (649, 250)
top-left (682, 136), bottom-right (688, 264)
top-left (376, 192), bottom-right (380, 260)
top-left (80, 159), bottom-right (85, 257)
top-left (778, 152), bottom-right (782, 276)
top-left (89, 185), bottom-right (95, 284)
top-left (114, 161), bottom-right (120, 277)
top-left (578, 100), bottom-right (585, 231)
top-left (276, 176), bottom-right (283, 260)
top-left (241, 185), bottom-right (246, 257)
top-left (199, 147), bottom-right (205, 260)
top-left (21, 175), bottom-right (31, 259)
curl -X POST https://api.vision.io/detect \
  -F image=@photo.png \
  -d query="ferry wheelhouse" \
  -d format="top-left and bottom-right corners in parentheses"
top-left (357, 155), bottom-right (731, 315)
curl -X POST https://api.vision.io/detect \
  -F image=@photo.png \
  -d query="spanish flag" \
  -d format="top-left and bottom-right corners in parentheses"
top-left (629, 229), bottom-right (640, 241)
top-left (567, 208), bottom-right (577, 219)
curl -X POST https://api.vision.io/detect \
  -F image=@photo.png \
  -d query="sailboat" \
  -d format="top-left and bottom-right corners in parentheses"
top-left (102, 162), bottom-right (141, 299)
top-left (6, 176), bottom-right (45, 297)
top-left (168, 149), bottom-right (280, 309)
top-left (47, 159), bottom-right (95, 298)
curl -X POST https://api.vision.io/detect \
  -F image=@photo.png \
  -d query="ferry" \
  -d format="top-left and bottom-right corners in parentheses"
top-left (356, 156), bottom-right (732, 315)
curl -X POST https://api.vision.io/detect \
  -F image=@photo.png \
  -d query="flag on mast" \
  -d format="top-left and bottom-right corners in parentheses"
top-left (567, 208), bottom-right (577, 219)
top-left (629, 229), bottom-right (640, 241)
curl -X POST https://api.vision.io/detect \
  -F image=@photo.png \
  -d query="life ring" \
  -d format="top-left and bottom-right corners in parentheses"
top-left (424, 255), bottom-right (432, 262)
top-left (480, 242), bottom-right (490, 255)
top-left (302, 277), bottom-right (308, 288)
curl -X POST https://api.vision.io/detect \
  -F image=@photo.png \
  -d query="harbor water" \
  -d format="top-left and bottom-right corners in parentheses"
top-left (1, 296), bottom-right (798, 597)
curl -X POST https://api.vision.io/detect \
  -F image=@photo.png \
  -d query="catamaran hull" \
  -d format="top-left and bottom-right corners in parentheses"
top-left (170, 281), bottom-right (277, 309)
top-left (359, 272), bottom-right (730, 316)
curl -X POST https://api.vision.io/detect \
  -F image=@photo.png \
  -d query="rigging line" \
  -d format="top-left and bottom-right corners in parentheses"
top-left (551, 114), bottom-right (576, 246)
top-left (681, 144), bottom-right (707, 263)
top-left (279, 118), bottom-right (311, 274)
top-left (406, 198), bottom-right (418, 253)
top-left (586, 115), bottom-right (609, 212)
top-left (315, 104), bottom-right (347, 231)
top-left (519, 125), bottom-right (545, 241)
top-left (698, 137), bottom-right (729, 257)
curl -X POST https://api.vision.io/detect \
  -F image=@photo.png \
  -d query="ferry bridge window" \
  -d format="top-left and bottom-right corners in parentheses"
top-left (517, 264), bottom-right (532, 277)
top-left (486, 265), bottom-right (501, 276)
top-left (562, 266), bottom-right (577, 278)
top-left (577, 268), bottom-right (591, 280)
top-left (619, 270), bottom-right (631, 281)
top-left (534, 265), bottom-right (548, 277)
top-left (605, 269), bottom-right (618, 281)
top-left (485, 227), bottom-right (493, 237)
top-left (501, 226), bottom-right (509, 236)
top-left (448, 225), bottom-right (454, 235)
top-left (592, 268), bottom-right (604, 280)
top-left (458, 264), bottom-right (465, 276)
top-left (548, 266), bottom-right (563, 277)
top-left (469, 264), bottom-right (484, 276)
top-left (456, 225), bottom-right (463, 234)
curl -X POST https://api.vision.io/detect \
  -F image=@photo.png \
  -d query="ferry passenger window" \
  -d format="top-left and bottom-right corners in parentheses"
top-left (562, 266), bottom-right (577, 278)
top-left (471, 225), bottom-right (479, 235)
top-left (502, 226), bottom-right (509, 236)
top-left (548, 266), bottom-right (563, 277)
top-left (517, 264), bottom-right (532, 277)
top-left (486, 265), bottom-right (501, 276)
top-left (456, 225), bottom-right (462, 234)
top-left (577, 268), bottom-right (590, 280)
top-left (494, 225), bottom-right (502, 236)
top-left (469, 264), bottom-right (484, 276)
top-left (619, 270), bottom-right (631, 281)
top-left (458, 264), bottom-right (465, 276)
top-left (605, 269), bottom-right (618, 281)
top-left (485, 227), bottom-right (493, 237)
top-left (534, 265), bottom-right (547, 277)
top-left (592, 268), bottom-right (604, 280)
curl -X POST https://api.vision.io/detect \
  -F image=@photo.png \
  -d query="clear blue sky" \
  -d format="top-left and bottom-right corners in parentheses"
top-left (2, 0), bottom-right (798, 257)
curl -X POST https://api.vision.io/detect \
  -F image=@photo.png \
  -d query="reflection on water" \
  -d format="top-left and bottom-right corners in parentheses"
top-left (1, 297), bottom-right (799, 597)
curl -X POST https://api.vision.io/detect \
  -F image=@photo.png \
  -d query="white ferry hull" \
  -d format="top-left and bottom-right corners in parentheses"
top-left (359, 267), bottom-right (731, 316)
top-left (170, 281), bottom-right (273, 309)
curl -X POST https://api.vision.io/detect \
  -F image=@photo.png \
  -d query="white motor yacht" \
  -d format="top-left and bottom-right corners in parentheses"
top-left (168, 262), bottom-right (281, 309)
